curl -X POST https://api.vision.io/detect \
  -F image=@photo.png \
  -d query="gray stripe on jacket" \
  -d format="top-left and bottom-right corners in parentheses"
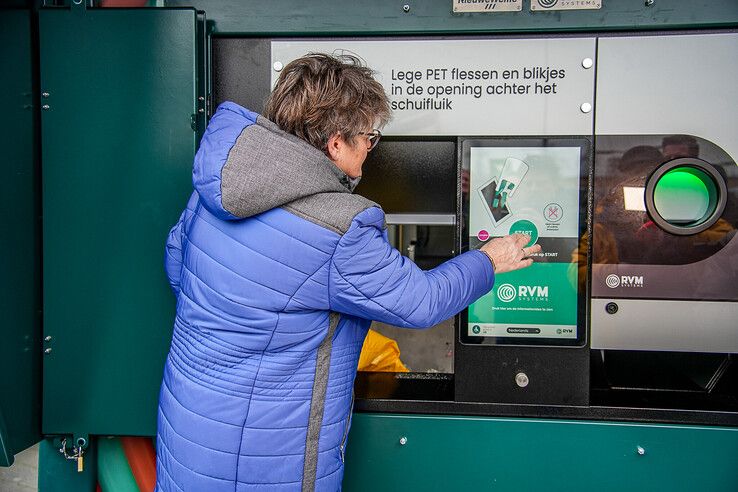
top-left (302, 312), bottom-right (340, 492)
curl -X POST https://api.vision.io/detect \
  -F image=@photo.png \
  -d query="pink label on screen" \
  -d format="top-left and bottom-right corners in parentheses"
top-left (477, 230), bottom-right (490, 241)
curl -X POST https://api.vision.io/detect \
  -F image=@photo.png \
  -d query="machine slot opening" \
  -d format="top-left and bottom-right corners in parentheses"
top-left (645, 157), bottom-right (727, 235)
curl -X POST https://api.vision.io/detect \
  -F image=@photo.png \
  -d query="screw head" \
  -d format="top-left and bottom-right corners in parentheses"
top-left (42, 104), bottom-right (50, 110)
top-left (273, 61), bottom-right (284, 72)
top-left (637, 446), bottom-right (646, 455)
top-left (645, 0), bottom-right (654, 6)
top-left (403, 4), bottom-right (410, 12)
top-left (44, 336), bottom-right (52, 342)
top-left (580, 102), bottom-right (592, 113)
top-left (605, 302), bottom-right (619, 315)
top-left (515, 372), bottom-right (529, 388)
top-left (399, 436), bottom-right (408, 445)
top-left (42, 92), bottom-right (50, 98)
top-left (581, 58), bottom-right (593, 69)
top-left (44, 348), bottom-right (52, 354)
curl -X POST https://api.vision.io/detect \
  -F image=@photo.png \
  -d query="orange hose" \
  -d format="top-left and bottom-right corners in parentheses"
top-left (120, 437), bottom-right (157, 492)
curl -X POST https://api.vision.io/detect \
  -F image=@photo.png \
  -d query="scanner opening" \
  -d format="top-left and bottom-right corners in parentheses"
top-left (645, 158), bottom-right (727, 235)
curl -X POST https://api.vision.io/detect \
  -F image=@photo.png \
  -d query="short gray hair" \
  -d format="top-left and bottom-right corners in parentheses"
top-left (265, 53), bottom-right (391, 152)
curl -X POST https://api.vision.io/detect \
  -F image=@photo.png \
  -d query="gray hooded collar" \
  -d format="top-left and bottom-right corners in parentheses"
top-left (219, 114), bottom-right (357, 219)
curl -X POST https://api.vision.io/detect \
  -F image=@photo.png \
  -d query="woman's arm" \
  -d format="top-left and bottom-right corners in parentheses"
top-left (328, 207), bottom-right (495, 328)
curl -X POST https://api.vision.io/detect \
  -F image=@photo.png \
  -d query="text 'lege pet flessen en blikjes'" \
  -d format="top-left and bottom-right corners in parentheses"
top-left (389, 66), bottom-right (566, 111)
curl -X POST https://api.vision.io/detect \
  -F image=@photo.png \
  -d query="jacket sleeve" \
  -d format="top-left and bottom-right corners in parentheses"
top-left (164, 210), bottom-right (187, 296)
top-left (328, 207), bottom-right (495, 328)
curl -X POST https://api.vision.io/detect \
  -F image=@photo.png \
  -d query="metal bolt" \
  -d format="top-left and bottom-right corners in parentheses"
top-left (515, 372), bottom-right (529, 388)
top-left (198, 96), bottom-right (205, 102)
top-left (403, 4), bottom-right (410, 13)
top-left (273, 61), bottom-right (283, 72)
top-left (580, 102), bottom-right (592, 114)
top-left (42, 104), bottom-right (50, 110)
top-left (198, 108), bottom-right (205, 113)
top-left (645, 0), bottom-right (654, 6)
top-left (605, 302), bottom-right (619, 315)
top-left (637, 446), bottom-right (646, 455)
top-left (399, 436), bottom-right (408, 445)
top-left (44, 348), bottom-right (52, 354)
top-left (44, 336), bottom-right (52, 342)
top-left (581, 58), bottom-right (593, 69)
top-left (42, 92), bottom-right (50, 98)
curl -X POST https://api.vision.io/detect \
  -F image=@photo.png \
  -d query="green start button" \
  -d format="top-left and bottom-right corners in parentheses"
top-left (509, 219), bottom-right (538, 246)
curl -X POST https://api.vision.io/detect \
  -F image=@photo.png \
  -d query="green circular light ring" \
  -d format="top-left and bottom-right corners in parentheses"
top-left (645, 158), bottom-right (727, 236)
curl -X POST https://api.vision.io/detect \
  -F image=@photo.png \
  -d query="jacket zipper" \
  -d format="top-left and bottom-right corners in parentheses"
top-left (339, 391), bottom-right (355, 462)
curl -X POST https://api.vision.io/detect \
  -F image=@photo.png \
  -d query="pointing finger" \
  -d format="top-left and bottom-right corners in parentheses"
top-left (513, 233), bottom-right (531, 248)
top-left (523, 244), bottom-right (542, 256)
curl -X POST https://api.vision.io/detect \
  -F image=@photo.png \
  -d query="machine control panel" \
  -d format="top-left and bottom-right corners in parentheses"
top-left (461, 138), bottom-right (589, 347)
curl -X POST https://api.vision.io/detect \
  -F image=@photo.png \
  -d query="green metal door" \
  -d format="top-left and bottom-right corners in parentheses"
top-left (343, 413), bottom-right (738, 491)
top-left (0, 8), bottom-right (42, 467)
top-left (39, 5), bottom-right (202, 437)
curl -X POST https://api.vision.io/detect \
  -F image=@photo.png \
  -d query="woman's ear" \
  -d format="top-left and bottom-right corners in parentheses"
top-left (326, 133), bottom-right (342, 162)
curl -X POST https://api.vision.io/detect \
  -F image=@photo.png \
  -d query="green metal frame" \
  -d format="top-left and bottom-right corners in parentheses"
top-left (38, 437), bottom-right (97, 491)
top-left (343, 413), bottom-right (738, 491)
top-left (34, 413), bottom-right (738, 492)
top-left (3, 1), bottom-right (734, 490)
top-left (165, 0), bottom-right (738, 36)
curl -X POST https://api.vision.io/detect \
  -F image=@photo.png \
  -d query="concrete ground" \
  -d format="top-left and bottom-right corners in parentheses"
top-left (0, 443), bottom-right (39, 491)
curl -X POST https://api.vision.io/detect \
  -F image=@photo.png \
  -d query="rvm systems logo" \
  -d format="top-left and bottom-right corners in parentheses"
top-left (497, 283), bottom-right (549, 302)
top-left (605, 274), bottom-right (644, 289)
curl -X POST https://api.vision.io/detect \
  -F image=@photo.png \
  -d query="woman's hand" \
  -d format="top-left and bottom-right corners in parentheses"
top-left (480, 233), bottom-right (542, 274)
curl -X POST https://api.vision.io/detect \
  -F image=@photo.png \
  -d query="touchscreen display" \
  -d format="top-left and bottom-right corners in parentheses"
top-left (462, 141), bottom-right (587, 346)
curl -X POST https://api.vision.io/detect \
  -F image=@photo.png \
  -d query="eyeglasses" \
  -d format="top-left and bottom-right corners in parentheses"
top-left (358, 129), bottom-right (382, 151)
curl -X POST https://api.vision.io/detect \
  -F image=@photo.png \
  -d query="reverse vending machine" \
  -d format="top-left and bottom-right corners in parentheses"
top-left (2, 2), bottom-right (737, 491)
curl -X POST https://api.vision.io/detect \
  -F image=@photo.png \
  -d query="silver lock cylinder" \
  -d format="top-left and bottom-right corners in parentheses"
top-left (515, 372), bottom-right (529, 388)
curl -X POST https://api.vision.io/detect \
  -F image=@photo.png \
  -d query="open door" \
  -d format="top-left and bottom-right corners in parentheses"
top-left (38, 4), bottom-right (204, 439)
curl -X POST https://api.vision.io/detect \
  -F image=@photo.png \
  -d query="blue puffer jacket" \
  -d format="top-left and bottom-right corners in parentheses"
top-left (156, 102), bottom-right (495, 491)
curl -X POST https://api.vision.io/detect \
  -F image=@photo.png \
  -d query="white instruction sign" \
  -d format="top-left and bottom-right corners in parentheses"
top-left (272, 38), bottom-right (595, 136)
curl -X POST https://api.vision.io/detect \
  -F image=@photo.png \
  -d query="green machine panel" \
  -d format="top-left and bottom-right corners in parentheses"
top-left (39, 6), bottom-right (200, 436)
top-left (343, 413), bottom-right (738, 491)
top-left (167, 0), bottom-right (738, 35)
top-left (0, 9), bottom-right (41, 466)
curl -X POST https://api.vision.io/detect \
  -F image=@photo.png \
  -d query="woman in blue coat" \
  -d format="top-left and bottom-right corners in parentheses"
top-left (156, 53), bottom-right (539, 491)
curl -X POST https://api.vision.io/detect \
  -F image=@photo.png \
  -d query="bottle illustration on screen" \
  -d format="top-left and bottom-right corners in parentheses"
top-left (478, 157), bottom-right (530, 226)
